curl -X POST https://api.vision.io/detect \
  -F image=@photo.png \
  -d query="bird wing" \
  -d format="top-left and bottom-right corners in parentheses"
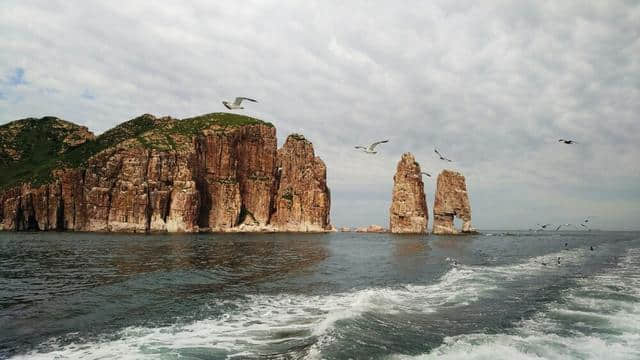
top-left (421, 172), bottom-right (431, 177)
top-left (354, 146), bottom-right (366, 150)
top-left (234, 97), bottom-right (257, 105)
top-left (368, 140), bottom-right (389, 151)
top-left (434, 148), bottom-right (442, 157)
top-left (555, 225), bottom-right (562, 231)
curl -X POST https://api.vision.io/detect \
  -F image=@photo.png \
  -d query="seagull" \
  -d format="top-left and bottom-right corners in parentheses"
top-left (222, 97), bottom-right (257, 110)
top-left (558, 139), bottom-right (578, 144)
top-left (579, 223), bottom-right (591, 231)
top-left (555, 223), bottom-right (573, 231)
top-left (355, 140), bottom-right (389, 154)
top-left (434, 148), bottom-right (453, 162)
top-left (537, 223), bottom-right (552, 230)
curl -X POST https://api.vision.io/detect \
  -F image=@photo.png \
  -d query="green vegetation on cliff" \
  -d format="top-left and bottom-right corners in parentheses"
top-left (0, 117), bottom-right (94, 188)
top-left (0, 112), bottom-right (273, 189)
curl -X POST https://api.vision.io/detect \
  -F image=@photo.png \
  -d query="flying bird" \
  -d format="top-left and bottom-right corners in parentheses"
top-left (222, 97), bottom-right (258, 110)
top-left (537, 223), bottom-right (552, 230)
top-left (434, 148), bottom-right (453, 162)
top-left (558, 139), bottom-right (578, 144)
top-left (579, 223), bottom-right (591, 231)
top-left (355, 140), bottom-right (389, 154)
top-left (555, 224), bottom-right (573, 231)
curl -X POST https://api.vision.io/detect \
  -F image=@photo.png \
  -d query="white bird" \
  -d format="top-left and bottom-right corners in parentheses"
top-left (555, 223), bottom-right (573, 231)
top-left (579, 223), bottom-right (591, 231)
top-left (537, 223), bottom-right (552, 230)
top-left (355, 140), bottom-right (389, 154)
top-left (222, 97), bottom-right (257, 110)
top-left (434, 148), bottom-right (453, 162)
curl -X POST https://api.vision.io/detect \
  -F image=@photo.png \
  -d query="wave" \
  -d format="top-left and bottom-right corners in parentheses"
top-left (11, 248), bottom-right (590, 359)
top-left (394, 248), bottom-right (640, 360)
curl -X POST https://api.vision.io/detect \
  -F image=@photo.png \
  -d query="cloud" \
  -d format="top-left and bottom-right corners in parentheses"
top-left (0, 0), bottom-right (638, 229)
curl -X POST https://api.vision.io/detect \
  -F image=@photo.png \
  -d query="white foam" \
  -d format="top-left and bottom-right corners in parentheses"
top-left (12, 248), bottom-right (589, 359)
top-left (394, 247), bottom-right (640, 360)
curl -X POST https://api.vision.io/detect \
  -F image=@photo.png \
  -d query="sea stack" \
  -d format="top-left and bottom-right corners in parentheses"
top-left (270, 134), bottom-right (331, 231)
top-left (432, 169), bottom-right (474, 234)
top-left (0, 113), bottom-right (331, 233)
top-left (389, 153), bottom-right (428, 234)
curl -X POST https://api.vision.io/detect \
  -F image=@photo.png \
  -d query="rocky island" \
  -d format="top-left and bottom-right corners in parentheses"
top-left (389, 153), bottom-right (428, 234)
top-left (432, 169), bottom-right (475, 234)
top-left (0, 113), bottom-right (331, 233)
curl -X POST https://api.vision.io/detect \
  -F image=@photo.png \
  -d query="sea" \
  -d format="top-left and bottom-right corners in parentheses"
top-left (0, 230), bottom-right (639, 359)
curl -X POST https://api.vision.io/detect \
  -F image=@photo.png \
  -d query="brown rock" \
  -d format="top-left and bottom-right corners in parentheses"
top-left (270, 135), bottom-right (331, 232)
top-left (0, 114), bottom-right (331, 233)
top-left (389, 153), bottom-right (428, 234)
top-left (432, 169), bottom-right (474, 234)
top-left (355, 224), bottom-right (387, 233)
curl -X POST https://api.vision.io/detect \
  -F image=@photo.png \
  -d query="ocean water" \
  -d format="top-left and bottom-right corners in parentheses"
top-left (0, 231), bottom-right (639, 359)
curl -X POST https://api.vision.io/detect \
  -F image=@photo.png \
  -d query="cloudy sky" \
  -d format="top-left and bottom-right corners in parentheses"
top-left (1, 1), bottom-right (638, 230)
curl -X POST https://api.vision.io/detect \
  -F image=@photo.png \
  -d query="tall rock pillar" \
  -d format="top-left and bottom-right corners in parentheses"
top-left (432, 169), bottom-right (474, 234)
top-left (389, 153), bottom-right (428, 233)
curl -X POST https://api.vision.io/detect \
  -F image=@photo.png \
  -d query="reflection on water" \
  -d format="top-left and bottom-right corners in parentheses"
top-left (112, 234), bottom-right (329, 278)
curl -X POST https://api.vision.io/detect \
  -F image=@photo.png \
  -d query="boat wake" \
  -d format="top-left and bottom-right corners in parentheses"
top-left (395, 248), bottom-right (640, 360)
top-left (11, 247), bottom-right (593, 359)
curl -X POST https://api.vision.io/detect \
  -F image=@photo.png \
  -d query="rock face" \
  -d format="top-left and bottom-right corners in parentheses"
top-left (270, 135), bottom-right (331, 231)
top-left (432, 169), bottom-right (473, 234)
top-left (389, 153), bottom-right (428, 234)
top-left (0, 113), bottom-right (331, 233)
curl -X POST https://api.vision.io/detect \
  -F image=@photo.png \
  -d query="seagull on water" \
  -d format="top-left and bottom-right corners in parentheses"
top-left (434, 148), bottom-right (453, 162)
top-left (558, 139), bottom-right (578, 144)
top-left (355, 140), bottom-right (389, 154)
top-left (222, 97), bottom-right (258, 110)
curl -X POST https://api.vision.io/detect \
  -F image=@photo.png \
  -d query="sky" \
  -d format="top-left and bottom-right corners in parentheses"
top-left (1, 1), bottom-right (639, 230)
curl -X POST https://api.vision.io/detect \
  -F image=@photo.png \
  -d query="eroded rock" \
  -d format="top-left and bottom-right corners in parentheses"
top-left (0, 114), bottom-right (331, 233)
top-left (389, 153), bottom-right (428, 234)
top-left (432, 169), bottom-right (474, 234)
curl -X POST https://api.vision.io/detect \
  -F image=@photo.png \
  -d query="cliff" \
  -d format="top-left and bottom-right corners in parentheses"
top-left (0, 113), bottom-right (331, 233)
top-left (270, 134), bottom-right (331, 231)
top-left (389, 153), bottom-right (428, 233)
top-left (432, 169), bottom-right (474, 234)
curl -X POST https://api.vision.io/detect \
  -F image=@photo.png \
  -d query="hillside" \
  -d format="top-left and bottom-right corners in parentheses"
top-left (0, 112), bottom-right (328, 233)
top-left (0, 113), bottom-right (273, 189)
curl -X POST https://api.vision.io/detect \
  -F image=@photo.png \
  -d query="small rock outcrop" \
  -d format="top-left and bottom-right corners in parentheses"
top-left (0, 113), bottom-right (331, 233)
top-left (432, 169), bottom-right (474, 234)
top-left (389, 153), bottom-right (428, 233)
top-left (355, 224), bottom-right (387, 233)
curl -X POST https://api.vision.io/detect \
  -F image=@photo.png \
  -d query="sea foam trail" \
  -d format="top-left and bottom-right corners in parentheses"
top-left (11, 248), bottom-right (587, 360)
top-left (394, 247), bottom-right (640, 360)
